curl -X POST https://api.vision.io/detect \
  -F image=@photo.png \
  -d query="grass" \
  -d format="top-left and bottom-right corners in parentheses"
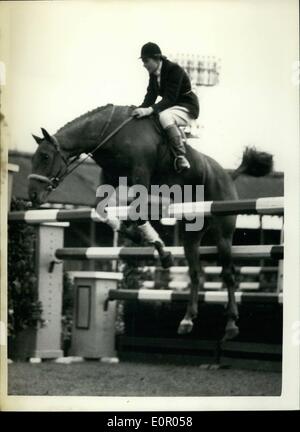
top-left (7, 357), bottom-right (281, 396)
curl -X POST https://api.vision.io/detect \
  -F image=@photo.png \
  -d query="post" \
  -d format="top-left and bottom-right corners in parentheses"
top-left (174, 221), bottom-right (179, 246)
top-left (277, 226), bottom-right (284, 293)
top-left (33, 222), bottom-right (68, 359)
top-left (7, 163), bottom-right (19, 209)
top-left (89, 220), bottom-right (96, 271)
top-left (70, 271), bottom-right (123, 360)
top-left (259, 215), bottom-right (265, 270)
top-left (112, 229), bottom-right (119, 271)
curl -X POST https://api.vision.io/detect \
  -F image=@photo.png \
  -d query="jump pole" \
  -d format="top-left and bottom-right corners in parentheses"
top-left (142, 280), bottom-right (277, 291)
top-left (142, 265), bottom-right (278, 275)
top-left (107, 289), bottom-right (283, 305)
top-left (8, 196), bottom-right (284, 223)
top-left (55, 244), bottom-right (284, 261)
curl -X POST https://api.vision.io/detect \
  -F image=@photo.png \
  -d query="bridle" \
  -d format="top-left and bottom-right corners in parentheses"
top-left (28, 134), bottom-right (71, 191)
top-left (28, 105), bottom-right (134, 192)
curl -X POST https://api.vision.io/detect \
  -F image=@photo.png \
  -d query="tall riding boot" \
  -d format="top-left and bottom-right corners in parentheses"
top-left (165, 124), bottom-right (190, 172)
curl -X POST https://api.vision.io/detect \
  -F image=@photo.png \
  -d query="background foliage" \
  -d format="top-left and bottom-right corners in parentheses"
top-left (8, 198), bottom-right (43, 336)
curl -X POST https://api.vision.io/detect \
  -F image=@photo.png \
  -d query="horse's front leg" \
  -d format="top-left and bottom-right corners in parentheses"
top-left (130, 169), bottom-right (173, 268)
top-left (178, 228), bottom-right (204, 335)
top-left (94, 187), bottom-right (121, 233)
top-left (136, 220), bottom-right (173, 268)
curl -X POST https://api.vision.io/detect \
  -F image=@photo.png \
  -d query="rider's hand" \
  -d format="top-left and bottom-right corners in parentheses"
top-left (132, 107), bottom-right (153, 118)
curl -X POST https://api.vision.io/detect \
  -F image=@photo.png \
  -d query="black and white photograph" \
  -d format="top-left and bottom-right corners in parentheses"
top-left (0, 0), bottom-right (299, 412)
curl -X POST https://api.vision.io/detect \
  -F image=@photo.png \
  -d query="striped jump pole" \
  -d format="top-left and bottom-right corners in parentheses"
top-left (106, 196), bottom-right (284, 219)
top-left (167, 196), bottom-right (284, 218)
top-left (8, 196), bottom-right (284, 223)
top-left (142, 281), bottom-right (277, 291)
top-left (8, 208), bottom-right (102, 223)
top-left (107, 289), bottom-right (283, 305)
top-left (55, 244), bottom-right (284, 261)
top-left (143, 265), bottom-right (278, 275)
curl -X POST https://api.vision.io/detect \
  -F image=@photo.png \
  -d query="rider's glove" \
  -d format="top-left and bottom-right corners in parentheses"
top-left (132, 107), bottom-right (154, 118)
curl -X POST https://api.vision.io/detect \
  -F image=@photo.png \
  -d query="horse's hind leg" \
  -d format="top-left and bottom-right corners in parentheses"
top-left (213, 217), bottom-right (239, 340)
top-left (178, 227), bottom-right (204, 335)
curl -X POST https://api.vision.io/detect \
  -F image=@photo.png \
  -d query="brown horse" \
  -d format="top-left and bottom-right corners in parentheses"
top-left (28, 104), bottom-right (272, 340)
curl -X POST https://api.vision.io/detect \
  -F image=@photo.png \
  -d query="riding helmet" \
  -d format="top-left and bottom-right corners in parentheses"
top-left (140, 42), bottom-right (162, 59)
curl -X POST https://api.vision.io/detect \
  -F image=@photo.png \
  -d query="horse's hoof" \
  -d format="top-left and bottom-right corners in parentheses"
top-left (177, 319), bottom-right (194, 335)
top-left (160, 251), bottom-right (174, 269)
top-left (222, 322), bottom-right (239, 341)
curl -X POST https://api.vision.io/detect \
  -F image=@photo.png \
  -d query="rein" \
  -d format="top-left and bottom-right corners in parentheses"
top-left (28, 105), bottom-right (134, 191)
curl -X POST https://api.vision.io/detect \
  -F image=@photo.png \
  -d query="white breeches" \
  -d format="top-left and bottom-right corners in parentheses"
top-left (158, 106), bottom-right (193, 129)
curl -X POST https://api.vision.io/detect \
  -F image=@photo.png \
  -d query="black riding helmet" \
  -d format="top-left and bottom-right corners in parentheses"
top-left (139, 42), bottom-right (165, 60)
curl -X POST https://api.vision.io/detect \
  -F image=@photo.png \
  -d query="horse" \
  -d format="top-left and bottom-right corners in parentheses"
top-left (28, 104), bottom-right (273, 340)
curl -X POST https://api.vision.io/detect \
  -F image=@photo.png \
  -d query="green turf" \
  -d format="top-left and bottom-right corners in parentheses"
top-left (7, 360), bottom-right (281, 396)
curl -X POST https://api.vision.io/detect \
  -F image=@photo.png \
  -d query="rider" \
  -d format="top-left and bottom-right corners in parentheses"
top-left (132, 42), bottom-right (199, 172)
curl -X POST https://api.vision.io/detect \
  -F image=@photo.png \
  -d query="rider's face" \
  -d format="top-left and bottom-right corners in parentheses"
top-left (142, 57), bottom-right (160, 74)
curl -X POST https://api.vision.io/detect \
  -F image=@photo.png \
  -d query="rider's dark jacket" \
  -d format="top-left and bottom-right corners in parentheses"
top-left (140, 58), bottom-right (199, 119)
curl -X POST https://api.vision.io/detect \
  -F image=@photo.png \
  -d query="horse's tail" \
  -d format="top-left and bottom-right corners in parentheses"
top-left (231, 146), bottom-right (273, 180)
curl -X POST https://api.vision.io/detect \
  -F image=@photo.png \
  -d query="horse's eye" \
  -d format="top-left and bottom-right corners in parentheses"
top-left (41, 153), bottom-right (49, 161)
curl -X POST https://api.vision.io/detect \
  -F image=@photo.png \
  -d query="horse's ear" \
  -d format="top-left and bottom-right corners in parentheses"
top-left (41, 127), bottom-right (53, 142)
top-left (32, 134), bottom-right (44, 145)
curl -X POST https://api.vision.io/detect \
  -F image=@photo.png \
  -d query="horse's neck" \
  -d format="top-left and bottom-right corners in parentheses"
top-left (55, 128), bottom-right (93, 159)
top-left (55, 106), bottom-right (114, 158)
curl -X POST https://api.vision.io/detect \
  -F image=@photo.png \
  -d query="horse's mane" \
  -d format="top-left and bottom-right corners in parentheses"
top-left (57, 104), bottom-right (135, 133)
